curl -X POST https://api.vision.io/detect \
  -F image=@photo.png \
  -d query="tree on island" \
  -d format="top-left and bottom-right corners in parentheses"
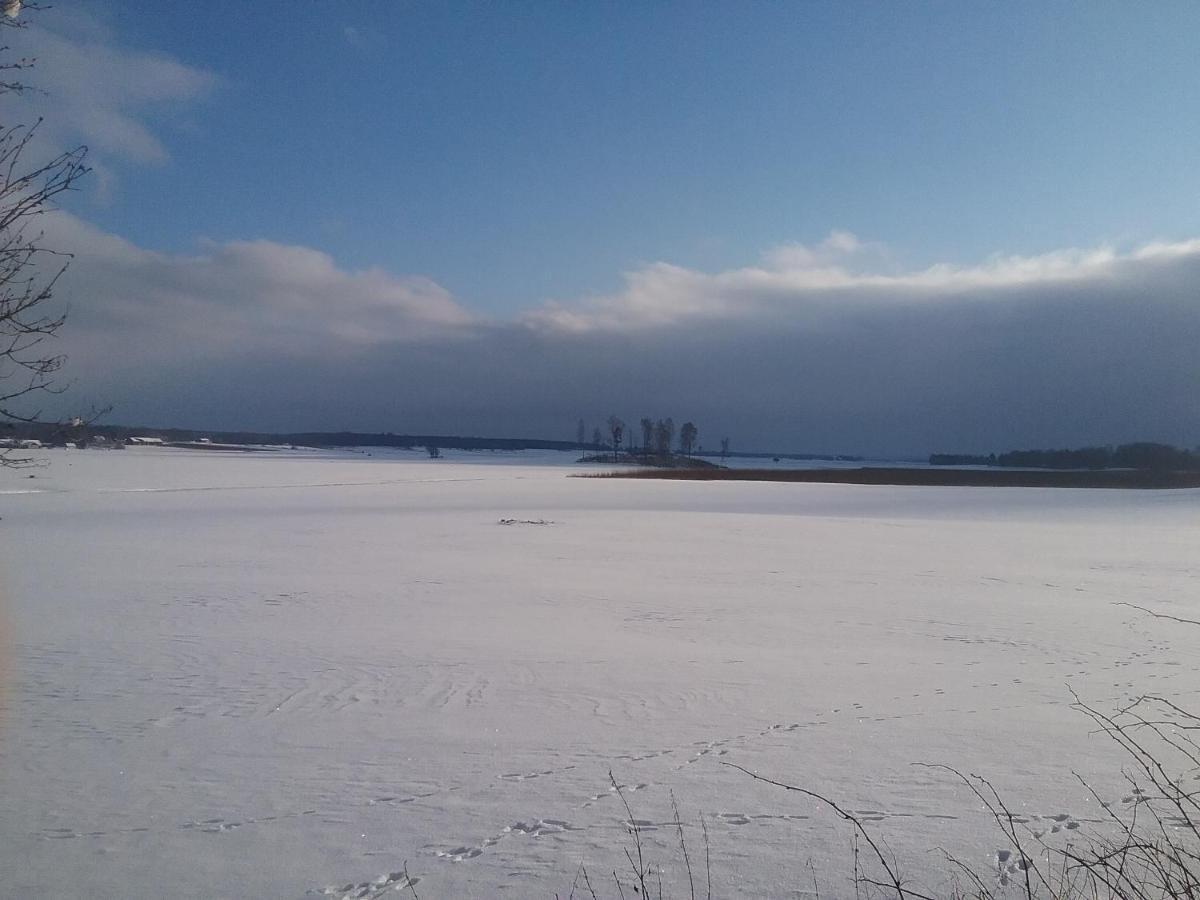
top-left (607, 415), bottom-right (624, 463)
top-left (0, 6), bottom-right (91, 465)
top-left (653, 418), bottom-right (674, 457)
top-left (720, 436), bottom-right (730, 464)
top-left (591, 426), bottom-right (603, 448)
top-left (679, 421), bottom-right (698, 457)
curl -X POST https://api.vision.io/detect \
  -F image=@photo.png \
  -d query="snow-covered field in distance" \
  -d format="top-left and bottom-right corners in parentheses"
top-left (2, 448), bottom-right (1198, 898)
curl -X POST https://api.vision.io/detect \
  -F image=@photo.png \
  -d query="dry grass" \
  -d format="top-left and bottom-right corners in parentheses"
top-left (572, 604), bottom-right (1200, 898)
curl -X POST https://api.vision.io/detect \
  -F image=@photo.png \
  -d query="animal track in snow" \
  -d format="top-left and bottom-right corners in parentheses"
top-left (436, 845), bottom-right (485, 861)
top-left (707, 811), bottom-right (809, 829)
top-left (676, 735), bottom-right (752, 769)
top-left (498, 763), bottom-right (576, 782)
top-left (435, 815), bottom-right (581, 864)
top-left (424, 674), bottom-right (491, 711)
top-left (182, 817), bottom-right (242, 833)
top-left (40, 825), bottom-right (150, 840)
top-left (504, 818), bottom-right (579, 837)
top-left (1026, 811), bottom-right (1083, 837)
top-left (318, 869), bottom-right (420, 899)
top-left (39, 807), bottom-right (319, 842)
top-left (612, 748), bottom-right (672, 762)
top-left (996, 848), bottom-right (1033, 885)
top-left (623, 818), bottom-right (658, 832)
top-left (582, 782), bottom-right (647, 807)
top-left (367, 793), bottom-right (432, 806)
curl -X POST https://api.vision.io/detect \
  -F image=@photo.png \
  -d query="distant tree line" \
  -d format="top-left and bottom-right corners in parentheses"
top-left (7, 423), bottom-right (592, 453)
top-left (931, 442), bottom-right (1200, 471)
top-left (928, 453), bottom-right (995, 466)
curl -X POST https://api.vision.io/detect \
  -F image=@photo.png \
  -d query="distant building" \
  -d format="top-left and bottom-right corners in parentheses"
top-left (127, 436), bottom-right (165, 446)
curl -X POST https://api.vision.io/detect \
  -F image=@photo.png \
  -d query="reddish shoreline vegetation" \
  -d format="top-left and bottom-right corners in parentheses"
top-left (585, 466), bottom-right (1200, 489)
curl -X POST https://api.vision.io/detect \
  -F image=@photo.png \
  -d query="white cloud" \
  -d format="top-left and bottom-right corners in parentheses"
top-left (46, 214), bottom-right (473, 371)
top-left (523, 232), bottom-right (1199, 333)
top-left (27, 215), bottom-right (1200, 454)
top-left (7, 7), bottom-right (215, 171)
top-left (762, 229), bottom-right (867, 270)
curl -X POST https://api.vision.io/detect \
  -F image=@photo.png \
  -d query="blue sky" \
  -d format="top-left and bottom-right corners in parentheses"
top-left (10, 2), bottom-right (1200, 453)
top-left (82, 1), bottom-right (1200, 310)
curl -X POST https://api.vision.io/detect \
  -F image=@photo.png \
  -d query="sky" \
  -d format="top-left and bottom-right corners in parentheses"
top-left (7, 1), bottom-right (1200, 456)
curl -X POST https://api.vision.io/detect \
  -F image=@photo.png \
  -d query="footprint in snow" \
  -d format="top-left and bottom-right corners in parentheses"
top-left (624, 819), bottom-right (658, 832)
top-left (320, 870), bottom-right (420, 899)
top-left (505, 818), bottom-right (578, 837)
top-left (436, 846), bottom-right (482, 862)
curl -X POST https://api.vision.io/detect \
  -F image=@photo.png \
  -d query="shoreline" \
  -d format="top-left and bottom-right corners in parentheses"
top-left (585, 466), bottom-right (1200, 489)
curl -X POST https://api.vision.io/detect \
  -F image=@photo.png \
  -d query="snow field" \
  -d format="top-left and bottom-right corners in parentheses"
top-left (1, 449), bottom-right (1198, 897)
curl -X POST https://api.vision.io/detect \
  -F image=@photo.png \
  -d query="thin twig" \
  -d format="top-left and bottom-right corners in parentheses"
top-left (611, 771), bottom-right (650, 899)
top-left (721, 761), bottom-right (937, 900)
top-left (1115, 601), bottom-right (1200, 629)
top-left (671, 790), bottom-right (696, 900)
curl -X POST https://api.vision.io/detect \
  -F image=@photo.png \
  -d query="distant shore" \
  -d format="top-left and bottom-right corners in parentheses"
top-left (588, 466), bottom-right (1200, 489)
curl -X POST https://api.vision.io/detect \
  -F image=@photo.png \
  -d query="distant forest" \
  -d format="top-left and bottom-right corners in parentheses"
top-left (931, 442), bottom-right (1200, 471)
top-left (2, 421), bottom-right (589, 453)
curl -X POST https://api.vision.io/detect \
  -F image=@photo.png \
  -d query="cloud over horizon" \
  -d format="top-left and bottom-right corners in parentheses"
top-left (35, 216), bottom-right (1200, 457)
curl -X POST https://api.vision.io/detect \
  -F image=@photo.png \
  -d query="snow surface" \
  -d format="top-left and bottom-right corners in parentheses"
top-left (2, 448), bottom-right (1199, 898)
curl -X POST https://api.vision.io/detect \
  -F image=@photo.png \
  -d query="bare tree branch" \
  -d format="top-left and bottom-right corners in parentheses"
top-left (0, 4), bottom-right (93, 464)
top-left (1115, 602), bottom-right (1200, 629)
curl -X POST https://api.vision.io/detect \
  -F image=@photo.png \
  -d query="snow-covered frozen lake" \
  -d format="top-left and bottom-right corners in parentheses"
top-left (2, 448), bottom-right (1198, 898)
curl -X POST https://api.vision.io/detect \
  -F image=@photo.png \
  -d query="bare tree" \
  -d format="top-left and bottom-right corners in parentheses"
top-left (640, 417), bottom-right (653, 453)
top-left (679, 421), bottom-right (698, 457)
top-left (575, 418), bottom-right (585, 447)
top-left (591, 426), bottom-right (602, 448)
top-left (719, 436), bottom-right (730, 465)
top-left (1, 6), bottom-right (90, 465)
top-left (653, 417), bottom-right (674, 457)
top-left (607, 415), bottom-right (624, 463)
